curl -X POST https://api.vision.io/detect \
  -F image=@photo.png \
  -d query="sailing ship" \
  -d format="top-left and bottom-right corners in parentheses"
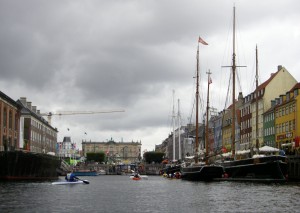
top-left (180, 37), bottom-right (224, 181)
top-left (218, 7), bottom-right (288, 182)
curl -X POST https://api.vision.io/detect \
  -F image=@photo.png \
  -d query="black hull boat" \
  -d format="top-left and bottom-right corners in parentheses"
top-left (219, 155), bottom-right (288, 182)
top-left (181, 164), bottom-right (224, 181)
top-left (0, 151), bottom-right (61, 181)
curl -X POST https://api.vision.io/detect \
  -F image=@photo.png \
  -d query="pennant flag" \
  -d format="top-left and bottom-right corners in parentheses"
top-left (198, 36), bottom-right (208, 45)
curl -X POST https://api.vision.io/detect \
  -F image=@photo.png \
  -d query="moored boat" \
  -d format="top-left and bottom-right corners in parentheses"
top-left (181, 163), bottom-right (224, 181)
top-left (217, 7), bottom-right (288, 183)
top-left (0, 150), bottom-right (61, 181)
top-left (180, 37), bottom-right (225, 181)
top-left (219, 155), bottom-right (288, 182)
top-left (72, 170), bottom-right (98, 176)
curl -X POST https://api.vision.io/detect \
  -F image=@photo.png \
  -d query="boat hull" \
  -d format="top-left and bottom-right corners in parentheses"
top-left (181, 165), bottom-right (224, 181)
top-left (52, 180), bottom-right (85, 185)
top-left (0, 151), bottom-right (61, 181)
top-left (220, 155), bottom-right (288, 182)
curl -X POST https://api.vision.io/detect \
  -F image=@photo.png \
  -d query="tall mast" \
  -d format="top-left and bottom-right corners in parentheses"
top-left (195, 43), bottom-right (200, 164)
top-left (196, 36), bottom-right (208, 164)
top-left (178, 99), bottom-right (181, 160)
top-left (231, 6), bottom-right (236, 158)
top-left (255, 45), bottom-right (259, 151)
top-left (205, 70), bottom-right (212, 165)
top-left (172, 90), bottom-right (176, 161)
top-left (222, 6), bottom-right (246, 159)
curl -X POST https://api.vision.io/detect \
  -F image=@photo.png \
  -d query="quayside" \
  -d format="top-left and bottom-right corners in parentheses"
top-left (0, 150), bottom-right (61, 181)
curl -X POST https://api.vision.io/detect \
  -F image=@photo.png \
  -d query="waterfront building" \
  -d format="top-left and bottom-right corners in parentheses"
top-left (0, 91), bottom-right (20, 151)
top-left (274, 83), bottom-right (300, 154)
top-left (17, 97), bottom-right (58, 153)
top-left (222, 93), bottom-right (243, 152)
top-left (213, 113), bottom-right (223, 152)
top-left (82, 138), bottom-right (141, 164)
top-left (263, 102), bottom-right (276, 147)
top-left (57, 136), bottom-right (78, 158)
top-left (240, 94), bottom-right (252, 150)
top-left (250, 66), bottom-right (297, 148)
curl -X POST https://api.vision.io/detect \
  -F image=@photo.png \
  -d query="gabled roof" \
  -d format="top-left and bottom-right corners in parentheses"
top-left (255, 69), bottom-right (280, 93)
top-left (0, 90), bottom-right (21, 108)
top-left (289, 82), bottom-right (300, 92)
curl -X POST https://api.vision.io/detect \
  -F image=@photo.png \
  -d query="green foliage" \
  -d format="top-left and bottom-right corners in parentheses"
top-left (86, 152), bottom-right (106, 162)
top-left (143, 151), bottom-right (164, 164)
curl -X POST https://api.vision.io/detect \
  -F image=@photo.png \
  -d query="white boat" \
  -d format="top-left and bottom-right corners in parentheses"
top-left (51, 180), bottom-right (89, 185)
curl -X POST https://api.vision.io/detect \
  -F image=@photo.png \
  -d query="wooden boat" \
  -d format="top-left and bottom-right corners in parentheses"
top-left (180, 37), bottom-right (224, 181)
top-left (218, 7), bottom-right (288, 183)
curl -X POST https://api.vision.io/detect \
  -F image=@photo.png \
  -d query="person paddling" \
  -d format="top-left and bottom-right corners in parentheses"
top-left (65, 172), bottom-right (76, 182)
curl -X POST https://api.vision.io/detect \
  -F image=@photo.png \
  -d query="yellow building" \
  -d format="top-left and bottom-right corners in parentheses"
top-left (82, 138), bottom-right (142, 163)
top-left (275, 83), bottom-right (300, 154)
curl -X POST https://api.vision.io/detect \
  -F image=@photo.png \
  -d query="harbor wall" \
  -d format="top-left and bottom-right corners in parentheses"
top-left (287, 156), bottom-right (300, 180)
top-left (67, 162), bottom-right (164, 175)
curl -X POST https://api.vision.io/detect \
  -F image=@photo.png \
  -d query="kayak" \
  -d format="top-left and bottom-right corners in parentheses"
top-left (51, 180), bottom-right (87, 185)
top-left (129, 175), bottom-right (148, 180)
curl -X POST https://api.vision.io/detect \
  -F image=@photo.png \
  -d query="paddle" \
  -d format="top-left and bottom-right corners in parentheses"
top-left (74, 176), bottom-right (89, 184)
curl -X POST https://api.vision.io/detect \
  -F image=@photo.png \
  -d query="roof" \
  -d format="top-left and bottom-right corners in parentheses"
top-left (0, 90), bottom-right (20, 108)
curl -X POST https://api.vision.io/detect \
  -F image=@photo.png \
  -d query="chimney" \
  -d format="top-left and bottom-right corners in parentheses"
top-left (278, 65), bottom-right (283, 71)
top-left (32, 106), bottom-right (37, 113)
top-left (271, 100), bottom-right (276, 107)
top-left (20, 97), bottom-right (27, 105)
top-left (238, 92), bottom-right (243, 101)
top-left (26, 102), bottom-right (32, 110)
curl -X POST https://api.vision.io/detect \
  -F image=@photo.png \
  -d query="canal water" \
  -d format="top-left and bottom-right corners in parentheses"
top-left (1, 175), bottom-right (299, 213)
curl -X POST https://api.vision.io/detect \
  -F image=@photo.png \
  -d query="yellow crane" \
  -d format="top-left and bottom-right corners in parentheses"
top-left (40, 110), bottom-right (125, 125)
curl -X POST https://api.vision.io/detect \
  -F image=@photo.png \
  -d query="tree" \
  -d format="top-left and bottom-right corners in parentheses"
top-left (143, 151), bottom-right (164, 164)
top-left (86, 152), bottom-right (105, 163)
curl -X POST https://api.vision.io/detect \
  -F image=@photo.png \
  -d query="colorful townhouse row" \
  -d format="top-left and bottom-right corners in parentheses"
top-left (156, 65), bottom-right (300, 160)
top-left (210, 65), bottom-right (300, 155)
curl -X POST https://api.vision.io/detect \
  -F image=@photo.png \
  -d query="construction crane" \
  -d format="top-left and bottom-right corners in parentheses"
top-left (40, 110), bottom-right (125, 125)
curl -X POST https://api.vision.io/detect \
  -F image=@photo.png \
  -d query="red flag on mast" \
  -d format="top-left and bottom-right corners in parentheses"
top-left (198, 36), bottom-right (208, 45)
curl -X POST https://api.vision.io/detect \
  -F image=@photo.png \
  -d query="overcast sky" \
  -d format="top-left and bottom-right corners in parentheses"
top-left (1, 0), bottom-right (299, 152)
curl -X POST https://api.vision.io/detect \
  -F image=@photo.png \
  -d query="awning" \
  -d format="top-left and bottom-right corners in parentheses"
top-left (259, 145), bottom-right (279, 152)
top-left (281, 143), bottom-right (292, 147)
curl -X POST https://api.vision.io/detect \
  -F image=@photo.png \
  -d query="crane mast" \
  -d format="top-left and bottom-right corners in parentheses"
top-left (41, 110), bottom-right (125, 125)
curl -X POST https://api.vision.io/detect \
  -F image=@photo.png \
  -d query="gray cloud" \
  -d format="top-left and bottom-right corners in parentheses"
top-left (0, 0), bottom-right (299, 151)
